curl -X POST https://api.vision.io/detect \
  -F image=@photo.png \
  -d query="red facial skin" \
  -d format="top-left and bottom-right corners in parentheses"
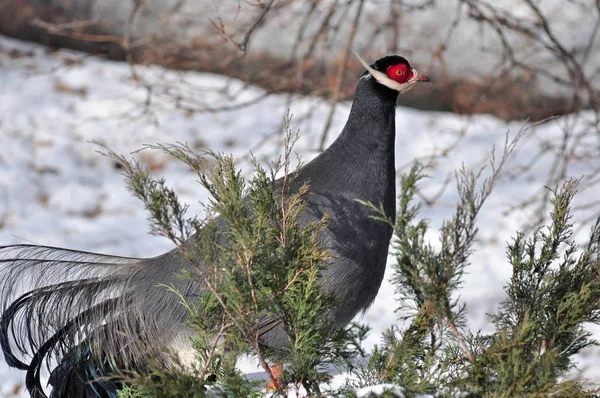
top-left (385, 63), bottom-right (413, 84)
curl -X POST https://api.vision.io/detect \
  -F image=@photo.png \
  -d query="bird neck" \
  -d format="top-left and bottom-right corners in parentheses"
top-left (334, 76), bottom-right (398, 157)
top-left (304, 76), bottom-right (398, 203)
top-left (315, 76), bottom-right (398, 181)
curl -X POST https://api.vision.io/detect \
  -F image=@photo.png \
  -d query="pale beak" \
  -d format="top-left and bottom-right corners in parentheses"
top-left (411, 68), bottom-right (431, 82)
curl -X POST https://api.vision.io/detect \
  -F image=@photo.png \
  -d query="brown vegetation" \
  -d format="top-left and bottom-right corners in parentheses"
top-left (1, 0), bottom-right (599, 227)
top-left (0, 0), bottom-right (595, 123)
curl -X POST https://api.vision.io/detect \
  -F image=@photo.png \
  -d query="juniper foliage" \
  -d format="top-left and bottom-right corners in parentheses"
top-left (349, 165), bottom-right (600, 397)
top-left (107, 124), bottom-right (366, 397)
top-left (111, 125), bottom-right (600, 397)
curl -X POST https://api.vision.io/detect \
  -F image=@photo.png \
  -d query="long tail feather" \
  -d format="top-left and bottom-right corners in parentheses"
top-left (0, 244), bottom-right (195, 397)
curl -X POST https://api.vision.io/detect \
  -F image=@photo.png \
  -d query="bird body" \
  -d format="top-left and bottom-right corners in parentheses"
top-left (0, 55), bottom-right (429, 397)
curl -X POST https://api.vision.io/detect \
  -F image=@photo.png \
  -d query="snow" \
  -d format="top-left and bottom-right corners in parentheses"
top-left (355, 385), bottom-right (406, 397)
top-left (355, 384), bottom-right (434, 398)
top-left (1, 35), bottom-right (599, 396)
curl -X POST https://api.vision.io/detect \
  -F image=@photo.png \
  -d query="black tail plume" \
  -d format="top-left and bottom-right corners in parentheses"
top-left (0, 244), bottom-right (189, 397)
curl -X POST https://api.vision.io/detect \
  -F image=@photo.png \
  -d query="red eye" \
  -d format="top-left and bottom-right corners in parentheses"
top-left (387, 64), bottom-right (410, 82)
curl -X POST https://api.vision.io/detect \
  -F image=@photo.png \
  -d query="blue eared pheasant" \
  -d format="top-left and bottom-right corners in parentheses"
top-left (0, 55), bottom-right (429, 397)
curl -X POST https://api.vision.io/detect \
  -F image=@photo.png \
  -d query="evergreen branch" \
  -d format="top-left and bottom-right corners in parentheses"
top-left (107, 118), bottom-right (600, 396)
top-left (354, 199), bottom-right (395, 228)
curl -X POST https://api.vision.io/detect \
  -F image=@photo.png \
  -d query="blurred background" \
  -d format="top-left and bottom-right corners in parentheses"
top-left (0, 0), bottom-right (599, 396)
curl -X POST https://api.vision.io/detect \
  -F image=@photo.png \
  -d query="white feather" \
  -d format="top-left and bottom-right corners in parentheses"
top-left (355, 53), bottom-right (419, 94)
top-left (168, 330), bottom-right (199, 371)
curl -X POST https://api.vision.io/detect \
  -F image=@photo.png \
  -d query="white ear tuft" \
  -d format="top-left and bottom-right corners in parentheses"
top-left (354, 53), bottom-right (417, 93)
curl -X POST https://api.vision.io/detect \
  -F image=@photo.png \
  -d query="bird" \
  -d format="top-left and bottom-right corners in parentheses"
top-left (0, 54), bottom-right (429, 397)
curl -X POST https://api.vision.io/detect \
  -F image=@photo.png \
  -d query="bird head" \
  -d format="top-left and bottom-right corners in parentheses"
top-left (356, 54), bottom-right (430, 94)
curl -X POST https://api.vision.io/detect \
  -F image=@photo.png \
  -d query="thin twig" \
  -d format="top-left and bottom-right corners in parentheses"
top-left (318, 0), bottom-right (365, 151)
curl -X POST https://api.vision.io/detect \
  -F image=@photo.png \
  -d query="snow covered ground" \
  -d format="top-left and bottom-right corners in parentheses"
top-left (0, 35), bottom-right (599, 396)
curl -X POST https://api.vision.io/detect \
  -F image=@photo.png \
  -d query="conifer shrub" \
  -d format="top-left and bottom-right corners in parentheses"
top-left (112, 126), bottom-right (600, 397)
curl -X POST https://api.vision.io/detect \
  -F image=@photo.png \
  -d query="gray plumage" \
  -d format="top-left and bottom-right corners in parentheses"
top-left (0, 55), bottom-right (428, 397)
